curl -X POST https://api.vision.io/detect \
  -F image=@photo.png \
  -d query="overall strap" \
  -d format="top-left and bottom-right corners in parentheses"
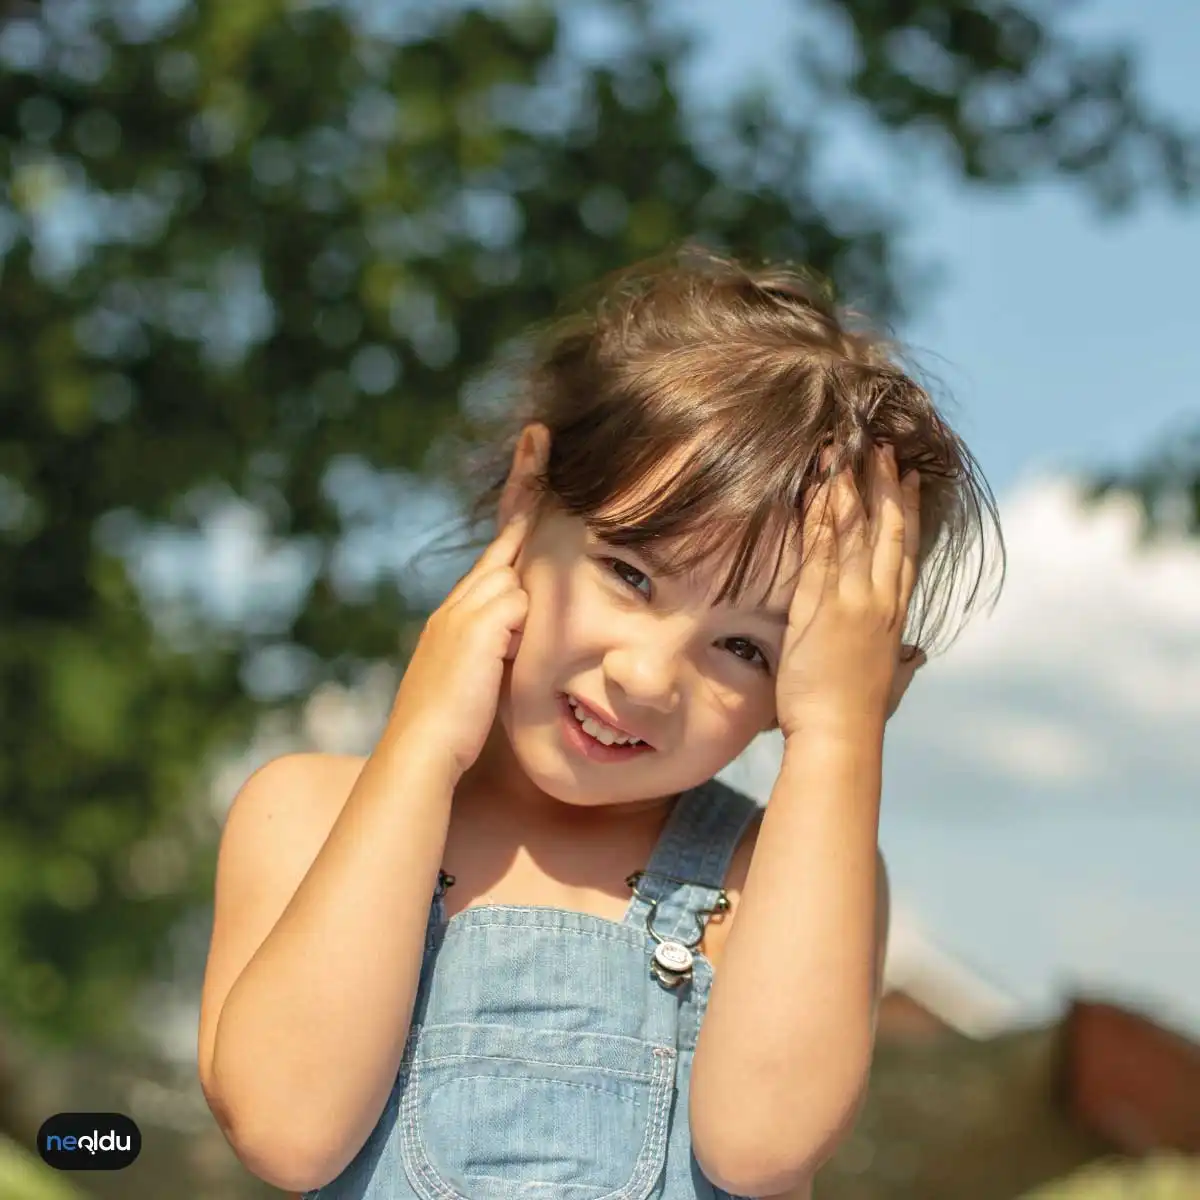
top-left (622, 776), bottom-right (763, 944)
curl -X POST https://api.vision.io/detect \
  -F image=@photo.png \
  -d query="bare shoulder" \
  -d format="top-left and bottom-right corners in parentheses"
top-left (198, 752), bottom-right (366, 1097)
top-left (702, 811), bottom-right (889, 973)
top-left (219, 752), bottom-right (366, 859)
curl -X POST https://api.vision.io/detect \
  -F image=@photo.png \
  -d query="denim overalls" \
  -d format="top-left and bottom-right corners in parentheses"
top-left (303, 776), bottom-right (761, 1200)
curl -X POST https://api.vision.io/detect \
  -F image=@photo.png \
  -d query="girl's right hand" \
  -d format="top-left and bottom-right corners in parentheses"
top-left (386, 513), bottom-right (531, 781)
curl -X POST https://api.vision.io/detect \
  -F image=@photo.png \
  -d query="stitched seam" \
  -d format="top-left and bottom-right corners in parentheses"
top-left (415, 1052), bottom-right (654, 1081)
top-left (418, 1021), bottom-right (655, 1051)
top-left (443, 919), bottom-right (645, 945)
top-left (400, 1041), bottom-right (675, 1200)
top-left (399, 1035), bottom-right (453, 1200)
top-left (614, 1047), bottom-right (674, 1200)
top-left (456, 1176), bottom-right (614, 1195)
top-left (425, 1073), bottom-right (647, 1101)
top-left (401, 1045), bottom-right (459, 1200)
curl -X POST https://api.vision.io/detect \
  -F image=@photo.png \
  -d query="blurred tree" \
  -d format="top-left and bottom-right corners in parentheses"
top-left (1082, 423), bottom-right (1200, 543)
top-left (1018, 1153), bottom-right (1200, 1198)
top-left (0, 1133), bottom-right (86, 1199)
top-left (0, 0), bottom-right (1197, 1082)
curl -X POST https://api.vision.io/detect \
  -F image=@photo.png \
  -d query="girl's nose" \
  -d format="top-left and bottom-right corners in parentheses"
top-left (601, 642), bottom-right (683, 715)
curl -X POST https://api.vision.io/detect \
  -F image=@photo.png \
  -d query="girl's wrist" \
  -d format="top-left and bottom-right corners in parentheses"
top-left (375, 722), bottom-right (465, 793)
top-left (779, 704), bottom-right (887, 750)
top-left (776, 720), bottom-right (886, 818)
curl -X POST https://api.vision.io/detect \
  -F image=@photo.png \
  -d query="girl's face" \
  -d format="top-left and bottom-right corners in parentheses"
top-left (489, 425), bottom-right (801, 810)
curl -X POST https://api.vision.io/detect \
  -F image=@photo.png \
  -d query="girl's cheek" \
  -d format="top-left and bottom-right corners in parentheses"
top-left (562, 570), bottom-right (611, 629)
top-left (524, 566), bottom-right (602, 654)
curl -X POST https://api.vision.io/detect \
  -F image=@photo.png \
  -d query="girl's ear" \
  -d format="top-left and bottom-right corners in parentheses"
top-left (499, 423), bottom-right (552, 528)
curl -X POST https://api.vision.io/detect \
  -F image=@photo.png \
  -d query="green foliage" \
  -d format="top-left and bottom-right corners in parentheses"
top-left (811, 0), bottom-right (1199, 208)
top-left (0, 0), bottom-right (1196, 1055)
top-left (1082, 422), bottom-right (1200, 543)
top-left (0, 1134), bottom-right (85, 1200)
top-left (1020, 1154), bottom-right (1200, 1198)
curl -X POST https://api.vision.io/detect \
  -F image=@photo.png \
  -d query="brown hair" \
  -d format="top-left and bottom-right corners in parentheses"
top-left (421, 245), bottom-right (1004, 654)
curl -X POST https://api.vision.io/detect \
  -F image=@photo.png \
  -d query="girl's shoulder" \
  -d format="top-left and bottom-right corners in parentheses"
top-left (210, 750), bottom-right (368, 916)
top-left (229, 751), bottom-right (367, 845)
top-left (218, 751), bottom-right (374, 896)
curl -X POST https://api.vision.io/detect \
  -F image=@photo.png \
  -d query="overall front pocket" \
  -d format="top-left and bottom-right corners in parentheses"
top-left (398, 1022), bottom-right (677, 1200)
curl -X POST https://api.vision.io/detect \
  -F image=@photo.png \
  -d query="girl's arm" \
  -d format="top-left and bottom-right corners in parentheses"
top-left (199, 739), bottom-right (458, 1193)
top-left (690, 722), bottom-right (888, 1197)
top-left (692, 443), bottom-right (917, 1195)
top-left (722, 815), bottom-right (890, 1200)
top-left (200, 512), bottom-right (529, 1193)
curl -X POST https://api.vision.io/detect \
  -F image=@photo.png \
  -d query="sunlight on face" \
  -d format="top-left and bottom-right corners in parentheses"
top-left (499, 499), bottom-right (803, 807)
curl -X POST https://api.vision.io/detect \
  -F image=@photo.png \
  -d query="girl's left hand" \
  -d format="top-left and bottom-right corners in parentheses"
top-left (776, 442), bottom-right (922, 741)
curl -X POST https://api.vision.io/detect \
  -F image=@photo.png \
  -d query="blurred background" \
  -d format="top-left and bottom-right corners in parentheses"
top-left (1, 0), bottom-right (1198, 1197)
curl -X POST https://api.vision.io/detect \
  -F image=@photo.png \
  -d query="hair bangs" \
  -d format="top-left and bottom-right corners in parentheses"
top-left (582, 430), bottom-right (811, 610)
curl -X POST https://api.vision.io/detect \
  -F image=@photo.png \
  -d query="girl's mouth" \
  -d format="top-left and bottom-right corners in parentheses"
top-left (557, 693), bottom-right (656, 764)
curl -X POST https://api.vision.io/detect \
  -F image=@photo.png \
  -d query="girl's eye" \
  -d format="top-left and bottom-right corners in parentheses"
top-left (605, 557), bottom-right (651, 597)
top-left (603, 558), bottom-right (771, 673)
top-left (724, 638), bottom-right (770, 672)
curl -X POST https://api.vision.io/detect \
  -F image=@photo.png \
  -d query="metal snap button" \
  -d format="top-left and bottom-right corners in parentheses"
top-left (653, 941), bottom-right (694, 976)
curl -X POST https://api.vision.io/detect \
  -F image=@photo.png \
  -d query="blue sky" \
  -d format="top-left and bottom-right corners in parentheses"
top-left (672, 0), bottom-right (1200, 1035)
top-left (676, 0), bottom-right (1200, 499)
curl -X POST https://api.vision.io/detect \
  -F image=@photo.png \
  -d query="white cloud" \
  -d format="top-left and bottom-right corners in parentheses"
top-left (938, 477), bottom-right (1200, 674)
top-left (958, 712), bottom-right (1098, 789)
top-left (731, 472), bottom-right (1200, 1035)
top-left (886, 473), bottom-right (1200, 807)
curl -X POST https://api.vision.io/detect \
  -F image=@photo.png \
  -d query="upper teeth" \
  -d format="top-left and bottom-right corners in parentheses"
top-left (567, 697), bottom-right (644, 746)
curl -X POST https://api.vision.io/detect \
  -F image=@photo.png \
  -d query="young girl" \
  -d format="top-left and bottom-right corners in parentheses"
top-left (197, 248), bottom-right (1002, 1199)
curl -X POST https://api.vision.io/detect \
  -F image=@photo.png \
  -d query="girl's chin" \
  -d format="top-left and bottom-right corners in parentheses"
top-left (495, 721), bottom-right (651, 807)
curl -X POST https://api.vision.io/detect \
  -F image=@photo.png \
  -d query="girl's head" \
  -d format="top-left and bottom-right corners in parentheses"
top-left (436, 246), bottom-right (1004, 806)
